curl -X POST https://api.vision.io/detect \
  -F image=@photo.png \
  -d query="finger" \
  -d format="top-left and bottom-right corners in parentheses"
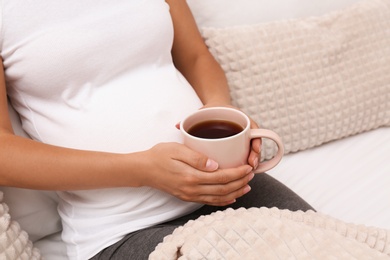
top-left (250, 118), bottom-right (259, 129)
top-left (248, 138), bottom-right (261, 168)
top-left (200, 182), bottom-right (253, 206)
top-left (175, 165), bottom-right (253, 205)
top-left (198, 164), bottom-right (253, 185)
top-left (251, 138), bottom-right (261, 154)
top-left (199, 170), bottom-right (254, 197)
top-left (172, 144), bottom-right (219, 172)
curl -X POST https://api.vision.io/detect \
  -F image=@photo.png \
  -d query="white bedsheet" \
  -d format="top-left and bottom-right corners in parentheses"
top-left (270, 127), bottom-right (390, 229)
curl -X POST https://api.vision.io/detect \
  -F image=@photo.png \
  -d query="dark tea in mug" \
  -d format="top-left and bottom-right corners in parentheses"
top-left (187, 120), bottom-right (244, 139)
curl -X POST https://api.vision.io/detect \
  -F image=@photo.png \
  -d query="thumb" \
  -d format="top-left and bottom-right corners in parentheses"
top-left (205, 158), bottom-right (219, 171)
top-left (190, 153), bottom-right (219, 172)
top-left (176, 144), bottom-right (219, 172)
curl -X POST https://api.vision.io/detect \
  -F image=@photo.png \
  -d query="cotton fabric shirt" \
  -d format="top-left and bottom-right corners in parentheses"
top-left (1, 1), bottom-right (203, 259)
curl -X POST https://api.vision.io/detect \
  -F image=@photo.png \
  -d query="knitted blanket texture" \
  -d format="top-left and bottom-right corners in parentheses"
top-left (0, 192), bottom-right (41, 260)
top-left (150, 207), bottom-right (390, 259)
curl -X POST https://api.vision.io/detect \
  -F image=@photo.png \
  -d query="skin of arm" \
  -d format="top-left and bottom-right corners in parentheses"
top-left (0, 70), bottom-right (253, 205)
top-left (0, 1), bottom-right (256, 206)
top-left (167, 0), bottom-right (231, 106)
top-left (167, 0), bottom-right (261, 168)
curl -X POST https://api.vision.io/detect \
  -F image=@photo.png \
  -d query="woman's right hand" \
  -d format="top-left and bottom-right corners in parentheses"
top-left (137, 142), bottom-right (254, 206)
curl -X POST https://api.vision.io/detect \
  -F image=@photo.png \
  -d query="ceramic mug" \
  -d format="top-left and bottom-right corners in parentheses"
top-left (180, 107), bottom-right (284, 173)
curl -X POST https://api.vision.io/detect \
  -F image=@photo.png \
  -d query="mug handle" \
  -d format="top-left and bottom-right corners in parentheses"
top-left (249, 129), bottom-right (284, 173)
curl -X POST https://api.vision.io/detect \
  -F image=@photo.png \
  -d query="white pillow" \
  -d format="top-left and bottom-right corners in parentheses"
top-left (0, 192), bottom-right (42, 259)
top-left (187, 0), bottom-right (362, 28)
top-left (201, 0), bottom-right (390, 159)
top-left (1, 102), bottom-right (62, 243)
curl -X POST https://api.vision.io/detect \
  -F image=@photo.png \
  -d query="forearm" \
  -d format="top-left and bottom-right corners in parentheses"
top-left (167, 0), bottom-right (231, 106)
top-left (180, 52), bottom-right (232, 106)
top-left (0, 133), bottom-right (143, 190)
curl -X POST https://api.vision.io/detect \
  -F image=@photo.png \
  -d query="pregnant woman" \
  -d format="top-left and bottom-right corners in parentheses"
top-left (0, 1), bottom-right (313, 259)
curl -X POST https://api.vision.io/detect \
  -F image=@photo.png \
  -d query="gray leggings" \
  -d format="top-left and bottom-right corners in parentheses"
top-left (90, 173), bottom-right (314, 260)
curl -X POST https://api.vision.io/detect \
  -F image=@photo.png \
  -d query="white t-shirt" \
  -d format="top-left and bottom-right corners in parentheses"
top-left (1, 1), bottom-right (203, 259)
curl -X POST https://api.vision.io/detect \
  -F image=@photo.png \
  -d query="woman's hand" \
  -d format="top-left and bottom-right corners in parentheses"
top-left (138, 142), bottom-right (254, 206)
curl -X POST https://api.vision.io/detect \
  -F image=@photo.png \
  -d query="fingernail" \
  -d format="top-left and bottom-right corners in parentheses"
top-left (248, 172), bottom-right (255, 181)
top-left (244, 185), bottom-right (251, 194)
top-left (246, 166), bottom-right (253, 174)
top-left (206, 159), bottom-right (219, 170)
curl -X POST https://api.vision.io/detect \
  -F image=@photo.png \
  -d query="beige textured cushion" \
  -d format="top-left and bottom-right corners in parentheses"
top-left (0, 192), bottom-right (41, 260)
top-left (201, 0), bottom-right (390, 159)
top-left (150, 207), bottom-right (390, 259)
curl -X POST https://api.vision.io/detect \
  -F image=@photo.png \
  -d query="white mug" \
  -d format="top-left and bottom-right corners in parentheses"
top-left (180, 107), bottom-right (284, 173)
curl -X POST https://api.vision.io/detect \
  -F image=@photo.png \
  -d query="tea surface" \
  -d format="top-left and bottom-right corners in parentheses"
top-left (187, 120), bottom-right (243, 139)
